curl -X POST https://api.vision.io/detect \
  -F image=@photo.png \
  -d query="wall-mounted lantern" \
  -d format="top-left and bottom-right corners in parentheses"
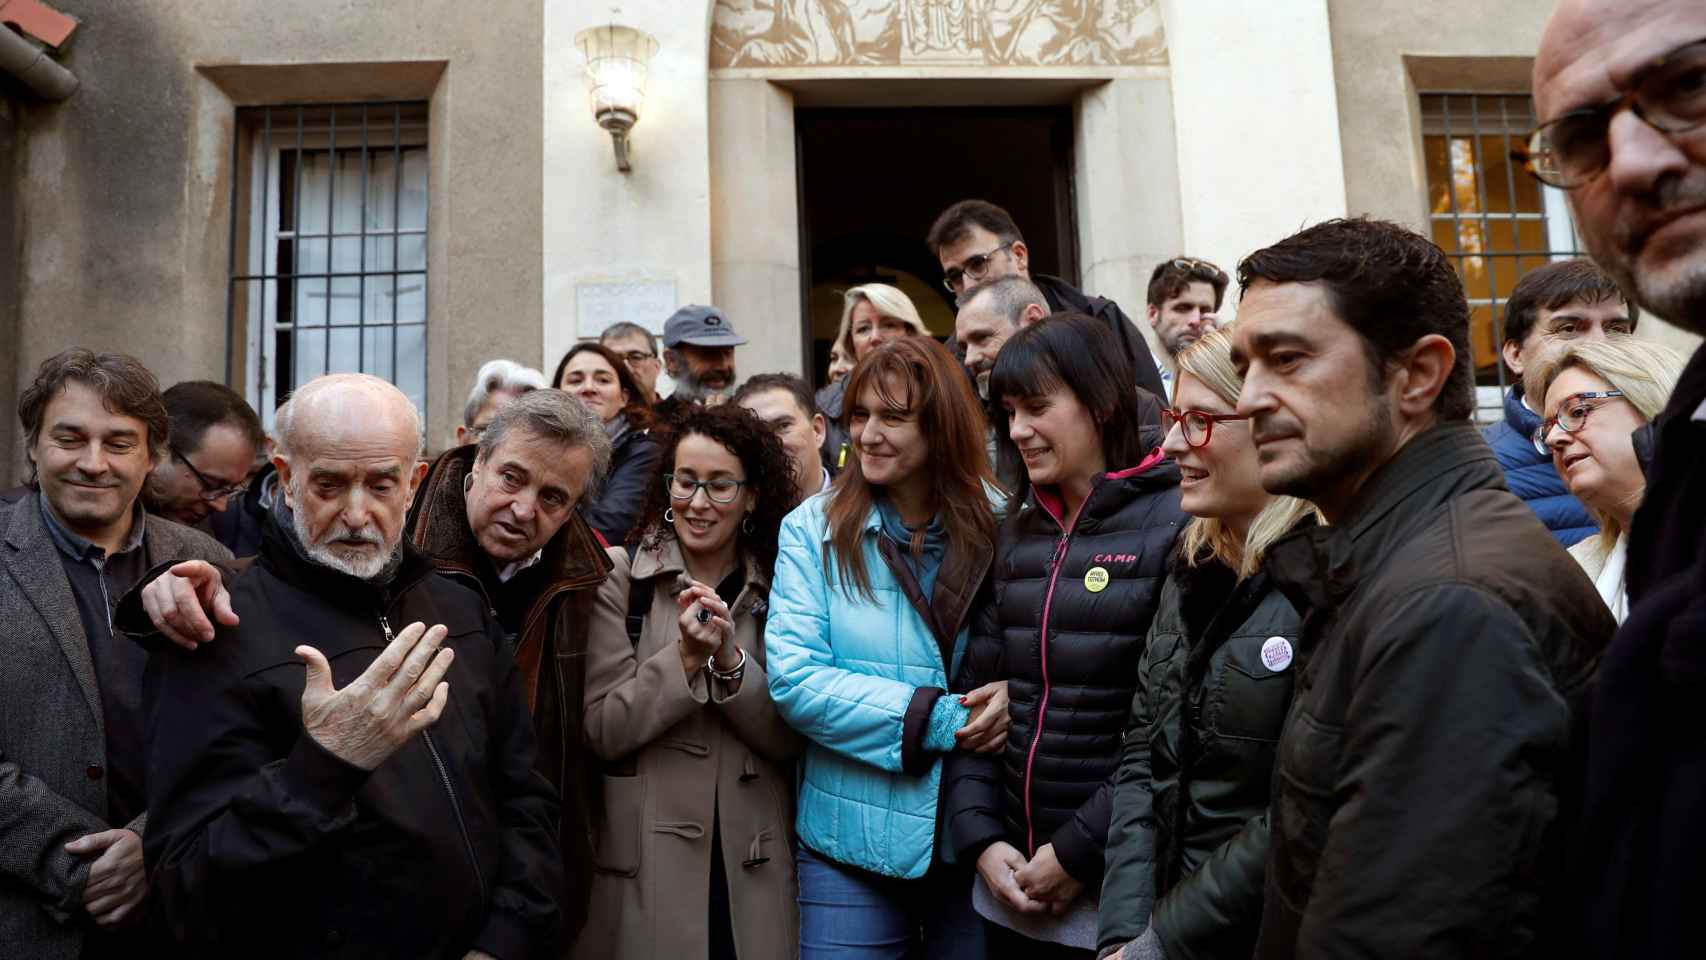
top-left (574, 23), bottom-right (658, 174)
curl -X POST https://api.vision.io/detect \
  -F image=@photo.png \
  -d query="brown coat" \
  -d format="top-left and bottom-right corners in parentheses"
top-left (576, 537), bottom-right (803, 960)
top-left (407, 444), bottom-right (612, 945)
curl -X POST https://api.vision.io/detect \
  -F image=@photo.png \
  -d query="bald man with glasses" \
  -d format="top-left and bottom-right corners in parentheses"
top-left (1529, 2), bottom-right (1706, 955)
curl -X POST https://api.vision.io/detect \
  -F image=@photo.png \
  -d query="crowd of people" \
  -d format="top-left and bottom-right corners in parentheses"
top-left (2, 0), bottom-right (1704, 956)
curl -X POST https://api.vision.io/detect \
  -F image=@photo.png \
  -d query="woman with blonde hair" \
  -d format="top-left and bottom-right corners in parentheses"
top-left (817, 283), bottom-right (931, 469)
top-left (1097, 328), bottom-right (1319, 960)
top-left (1532, 336), bottom-right (1687, 623)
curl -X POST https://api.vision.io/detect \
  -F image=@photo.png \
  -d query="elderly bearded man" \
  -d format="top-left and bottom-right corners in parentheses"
top-left (135, 374), bottom-right (563, 959)
top-left (132, 387), bottom-right (613, 946)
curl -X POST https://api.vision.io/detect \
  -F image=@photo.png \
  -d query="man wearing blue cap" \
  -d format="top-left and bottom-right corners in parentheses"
top-left (655, 304), bottom-right (746, 425)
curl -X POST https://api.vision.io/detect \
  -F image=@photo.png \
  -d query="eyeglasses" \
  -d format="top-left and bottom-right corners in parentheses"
top-left (942, 241), bottom-right (1015, 293)
top-left (618, 350), bottom-right (656, 364)
top-left (170, 444), bottom-right (247, 502)
top-left (1161, 408), bottom-right (1249, 449)
top-left (1169, 257), bottom-right (1226, 279)
top-left (1515, 36), bottom-right (1706, 189)
top-left (1532, 390), bottom-right (1627, 455)
top-left (664, 473), bottom-right (746, 504)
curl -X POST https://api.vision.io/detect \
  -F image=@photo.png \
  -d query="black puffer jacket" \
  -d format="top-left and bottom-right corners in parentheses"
top-left (946, 454), bottom-right (1185, 889)
top-left (1097, 544), bottom-right (1303, 959)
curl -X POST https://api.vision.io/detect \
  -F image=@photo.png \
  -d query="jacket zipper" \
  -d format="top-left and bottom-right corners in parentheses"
top-left (377, 613), bottom-right (488, 902)
top-left (1021, 529), bottom-right (1073, 857)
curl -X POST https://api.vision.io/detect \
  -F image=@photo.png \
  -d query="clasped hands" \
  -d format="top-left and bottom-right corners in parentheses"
top-left (976, 840), bottom-right (1084, 916)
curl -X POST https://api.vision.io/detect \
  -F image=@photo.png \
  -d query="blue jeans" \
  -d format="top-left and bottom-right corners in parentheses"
top-left (797, 844), bottom-right (986, 960)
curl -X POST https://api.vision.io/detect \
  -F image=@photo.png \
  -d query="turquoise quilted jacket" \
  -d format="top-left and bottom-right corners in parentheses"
top-left (766, 492), bottom-right (975, 880)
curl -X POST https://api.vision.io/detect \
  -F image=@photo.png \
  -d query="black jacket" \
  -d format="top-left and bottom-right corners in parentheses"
top-left (1577, 341), bottom-right (1706, 957)
top-left (1254, 423), bottom-right (1614, 959)
top-left (1098, 546), bottom-right (1302, 959)
top-left (200, 463), bottom-right (277, 558)
top-left (946, 454), bottom-right (1185, 890)
top-left (1033, 274), bottom-right (1167, 402)
top-left (580, 426), bottom-right (662, 546)
top-left (137, 517), bottom-right (564, 959)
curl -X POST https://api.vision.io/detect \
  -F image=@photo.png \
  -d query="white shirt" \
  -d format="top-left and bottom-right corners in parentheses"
top-left (497, 548), bottom-right (544, 583)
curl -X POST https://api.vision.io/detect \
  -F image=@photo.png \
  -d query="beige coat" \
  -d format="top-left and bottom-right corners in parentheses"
top-left (576, 538), bottom-right (803, 960)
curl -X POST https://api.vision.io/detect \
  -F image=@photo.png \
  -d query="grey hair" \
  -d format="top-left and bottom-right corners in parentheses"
top-left (273, 373), bottom-right (424, 460)
top-left (961, 275), bottom-right (1048, 325)
top-left (476, 388), bottom-right (613, 497)
top-left (462, 359), bottom-right (547, 428)
top-left (599, 321), bottom-right (657, 354)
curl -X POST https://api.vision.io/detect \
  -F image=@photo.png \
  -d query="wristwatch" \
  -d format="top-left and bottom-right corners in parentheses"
top-left (707, 646), bottom-right (747, 683)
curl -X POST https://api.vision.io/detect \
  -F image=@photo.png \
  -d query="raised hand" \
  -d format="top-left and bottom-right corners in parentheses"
top-left (296, 622), bottom-right (453, 770)
top-left (65, 828), bottom-right (146, 926)
top-left (141, 560), bottom-right (238, 650)
top-left (675, 580), bottom-right (734, 677)
top-left (955, 680), bottom-right (1010, 754)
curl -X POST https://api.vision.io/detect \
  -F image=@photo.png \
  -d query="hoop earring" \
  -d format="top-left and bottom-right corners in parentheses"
top-left (741, 515), bottom-right (753, 535)
top-left (665, 507), bottom-right (675, 524)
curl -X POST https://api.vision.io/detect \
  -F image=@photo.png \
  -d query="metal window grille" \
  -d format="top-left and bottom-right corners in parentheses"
top-left (1419, 92), bottom-right (1586, 421)
top-left (227, 102), bottom-right (429, 430)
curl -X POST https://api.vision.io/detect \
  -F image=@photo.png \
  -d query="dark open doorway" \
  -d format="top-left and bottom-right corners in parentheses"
top-left (795, 107), bottom-right (1077, 387)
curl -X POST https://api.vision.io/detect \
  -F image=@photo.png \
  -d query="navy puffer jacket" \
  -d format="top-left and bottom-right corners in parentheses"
top-left (1481, 385), bottom-right (1595, 545)
top-left (944, 452), bottom-right (1186, 890)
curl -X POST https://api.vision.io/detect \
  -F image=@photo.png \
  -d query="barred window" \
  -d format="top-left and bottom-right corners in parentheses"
top-left (229, 102), bottom-right (428, 429)
top-left (1420, 92), bottom-right (1585, 420)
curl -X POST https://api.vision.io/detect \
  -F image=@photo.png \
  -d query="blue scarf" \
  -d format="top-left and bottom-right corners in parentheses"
top-left (875, 499), bottom-right (949, 601)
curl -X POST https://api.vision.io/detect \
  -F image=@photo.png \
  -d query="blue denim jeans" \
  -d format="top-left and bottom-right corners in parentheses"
top-left (797, 844), bottom-right (986, 960)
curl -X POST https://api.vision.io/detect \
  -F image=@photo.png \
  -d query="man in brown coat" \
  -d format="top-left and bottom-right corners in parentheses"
top-left (0, 350), bottom-right (230, 960)
top-left (135, 387), bottom-right (615, 946)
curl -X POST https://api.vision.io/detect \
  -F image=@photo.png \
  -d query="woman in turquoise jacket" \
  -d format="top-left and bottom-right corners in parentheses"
top-left (767, 336), bottom-right (1006, 959)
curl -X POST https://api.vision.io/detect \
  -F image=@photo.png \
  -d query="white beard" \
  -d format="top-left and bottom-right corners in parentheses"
top-left (290, 491), bottom-right (398, 580)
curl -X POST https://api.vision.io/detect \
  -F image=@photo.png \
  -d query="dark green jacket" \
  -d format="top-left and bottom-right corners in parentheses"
top-left (1097, 546), bottom-right (1300, 959)
top-left (1253, 423), bottom-right (1613, 958)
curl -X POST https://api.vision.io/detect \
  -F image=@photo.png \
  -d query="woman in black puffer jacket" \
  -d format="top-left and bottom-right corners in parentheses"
top-left (1095, 330), bottom-right (1318, 960)
top-left (945, 314), bottom-right (1186, 958)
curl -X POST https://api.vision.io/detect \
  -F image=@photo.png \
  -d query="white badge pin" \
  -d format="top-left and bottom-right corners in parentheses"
top-left (1261, 636), bottom-right (1293, 673)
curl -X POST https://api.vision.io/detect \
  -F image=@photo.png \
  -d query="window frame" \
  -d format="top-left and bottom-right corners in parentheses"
top-left (229, 101), bottom-right (430, 431)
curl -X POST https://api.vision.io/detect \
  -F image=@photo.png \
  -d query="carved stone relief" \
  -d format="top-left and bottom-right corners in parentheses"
top-left (710, 0), bottom-right (1167, 68)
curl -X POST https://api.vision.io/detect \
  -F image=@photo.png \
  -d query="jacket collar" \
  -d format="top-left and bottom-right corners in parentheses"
top-left (630, 531), bottom-right (770, 595)
top-left (1502, 383), bottom-right (1543, 435)
top-left (1031, 448), bottom-right (1176, 531)
top-left (1266, 421), bottom-right (1503, 616)
top-left (409, 444), bottom-right (612, 598)
top-left (258, 509), bottom-right (438, 616)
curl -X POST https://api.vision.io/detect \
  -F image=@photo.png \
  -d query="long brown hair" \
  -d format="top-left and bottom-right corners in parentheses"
top-left (825, 337), bottom-right (997, 601)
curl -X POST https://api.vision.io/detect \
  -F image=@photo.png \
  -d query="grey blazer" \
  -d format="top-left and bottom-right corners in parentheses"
top-left (0, 490), bottom-right (231, 959)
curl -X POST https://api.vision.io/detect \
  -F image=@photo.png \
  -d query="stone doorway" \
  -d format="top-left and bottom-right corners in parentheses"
top-left (794, 106), bottom-right (1078, 387)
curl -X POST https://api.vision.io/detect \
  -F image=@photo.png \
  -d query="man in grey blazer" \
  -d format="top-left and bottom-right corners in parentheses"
top-left (0, 349), bottom-right (230, 959)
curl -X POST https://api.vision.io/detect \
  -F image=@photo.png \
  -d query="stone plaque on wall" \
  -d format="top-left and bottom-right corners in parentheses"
top-left (711, 0), bottom-right (1168, 69)
top-left (575, 279), bottom-right (678, 338)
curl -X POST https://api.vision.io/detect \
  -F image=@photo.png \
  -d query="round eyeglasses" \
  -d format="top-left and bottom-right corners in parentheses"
top-left (664, 473), bottom-right (746, 504)
top-left (1532, 390), bottom-right (1627, 455)
top-left (1161, 408), bottom-right (1249, 449)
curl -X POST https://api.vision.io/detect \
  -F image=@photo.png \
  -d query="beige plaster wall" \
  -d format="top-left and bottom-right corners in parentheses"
top-left (542, 0), bottom-right (715, 382)
top-left (1159, 0), bottom-right (1346, 324)
top-left (4, 0), bottom-right (543, 475)
top-left (708, 78), bottom-right (802, 378)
